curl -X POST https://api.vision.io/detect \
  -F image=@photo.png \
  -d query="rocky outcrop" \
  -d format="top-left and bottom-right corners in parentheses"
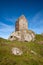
top-left (8, 30), bottom-right (35, 42)
top-left (8, 15), bottom-right (35, 42)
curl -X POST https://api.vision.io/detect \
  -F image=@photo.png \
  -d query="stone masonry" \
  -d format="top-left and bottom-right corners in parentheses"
top-left (15, 15), bottom-right (28, 31)
top-left (8, 15), bottom-right (35, 42)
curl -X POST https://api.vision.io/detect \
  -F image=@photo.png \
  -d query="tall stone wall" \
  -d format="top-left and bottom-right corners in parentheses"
top-left (15, 20), bottom-right (19, 31)
top-left (15, 15), bottom-right (28, 31)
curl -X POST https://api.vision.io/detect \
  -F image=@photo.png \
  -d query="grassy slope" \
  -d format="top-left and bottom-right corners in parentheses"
top-left (0, 34), bottom-right (43, 65)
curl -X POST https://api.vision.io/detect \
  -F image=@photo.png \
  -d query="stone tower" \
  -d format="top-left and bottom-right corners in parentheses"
top-left (8, 15), bottom-right (35, 42)
top-left (15, 15), bottom-right (28, 31)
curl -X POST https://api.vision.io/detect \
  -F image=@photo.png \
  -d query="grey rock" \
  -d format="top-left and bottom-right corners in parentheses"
top-left (8, 15), bottom-right (35, 42)
top-left (12, 47), bottom-right (23, 55)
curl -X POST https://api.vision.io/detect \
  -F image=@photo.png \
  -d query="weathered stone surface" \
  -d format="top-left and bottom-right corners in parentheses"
top-left (12, 47), bottom-right (23, 55)
top-left (15, 15), bottom-right (28, 31)
top-left (9, 30), bottom-right (35, 42)
top-left (8, 15), bottom-right (35, 42)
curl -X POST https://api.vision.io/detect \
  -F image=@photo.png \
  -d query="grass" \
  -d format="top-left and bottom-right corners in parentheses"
top-left (0, 34), bottom-right (43, 65)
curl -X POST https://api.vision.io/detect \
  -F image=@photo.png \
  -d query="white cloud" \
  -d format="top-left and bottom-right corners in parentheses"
top-left (0, 22), bottom-right (10, 27)
top-left (4, 17), bottom-right (17, 23)
top-left (0, 22), bottom-right (15, 39)
top-left (0, 16), bottom-right (17, 39)
top-left (29, 10), bottom-right (43, 34)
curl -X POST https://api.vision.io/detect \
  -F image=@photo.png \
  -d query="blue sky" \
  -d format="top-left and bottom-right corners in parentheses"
top-left (0, 0), bottom-right (43, 39)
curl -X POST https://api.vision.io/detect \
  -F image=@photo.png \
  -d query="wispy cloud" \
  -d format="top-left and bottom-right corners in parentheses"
top-left (4, 17), bottom-right (17, 23)
top-left (0, 16), bottom-right (18, 39)
top-left (0, 22), bottom-right (10, 27)
top-left (0, 22), bottom-right (15, 39)
top-left (29, 10), bottom-right (43, 34)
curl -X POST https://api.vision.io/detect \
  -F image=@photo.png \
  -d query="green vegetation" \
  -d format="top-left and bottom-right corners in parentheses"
top-left (0, 34), bottom-right (43, 65)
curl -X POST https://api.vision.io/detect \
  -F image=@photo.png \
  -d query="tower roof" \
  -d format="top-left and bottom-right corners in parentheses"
top-left (18, 15), bottom-right (27, 22)
top-left (19, 15), bottom-right (26, 19)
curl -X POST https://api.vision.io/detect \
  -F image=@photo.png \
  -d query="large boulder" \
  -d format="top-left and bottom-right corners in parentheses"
top-left (8, 30), bottom-right (35, 42)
